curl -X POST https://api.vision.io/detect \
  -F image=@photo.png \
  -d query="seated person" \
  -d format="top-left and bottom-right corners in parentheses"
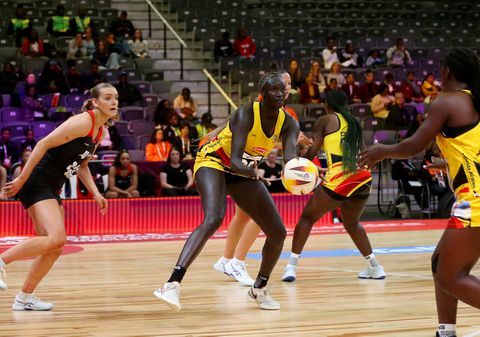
top-left (371, 83), bottom-right (395, 119)
top-left (300, 72), bottom-right (321, 104)
top-left (47, 5), bottom-right (75, 37)
top-left (105, 150), bottom-right (140, 198)
top-left (391, 158), bottom-right (430, 212)
top-left (160, 147), bottom-right (196, 196)
top-left (258, 149), bottom-right (285, 193)
top-left (173, 87), bottom-right (198, 120)
top-left (145, 127), bottom-right (172, 162)
top-left (20, 129), bottom-right (37, 152)
top-left (173, 121), bottom-right (196, 159)
top-left (114, 72), bottom-right (143, 107)
top-left (12, 148), bottom-right (31, 179)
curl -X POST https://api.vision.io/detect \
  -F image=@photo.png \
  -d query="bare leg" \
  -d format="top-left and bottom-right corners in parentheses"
top-left (1, 199), bottom-right (66, 265)
top-left (0, 165), bottom-right (6, 189)
top-left (340, 197), bottom-right (373, 256)
top-left (291, 188), bottom-right (341, 254)
top-left (223, 205), bottom-right (251, 259)
top-left (432, 227), bottom-right (480, 324)
top-left (234, 220), bottom-right (261, 261)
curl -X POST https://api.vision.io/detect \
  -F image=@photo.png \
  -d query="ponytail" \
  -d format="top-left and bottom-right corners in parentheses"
top-left (325, 90), bottom-right (362, 172)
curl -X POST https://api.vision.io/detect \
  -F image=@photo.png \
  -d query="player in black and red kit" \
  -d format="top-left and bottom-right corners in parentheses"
top-left (0, 83), bottom-right (118, 311)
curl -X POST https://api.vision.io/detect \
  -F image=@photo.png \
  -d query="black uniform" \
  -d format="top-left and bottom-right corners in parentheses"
top-left (17, 111), bottom-right (102, 208)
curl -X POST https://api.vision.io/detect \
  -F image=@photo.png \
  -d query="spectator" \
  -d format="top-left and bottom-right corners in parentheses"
top-left (233, 28), bottom-right (256, 61)
top-left (173, 87), bottom-right (198, 120)
top-left (300, 72), bottom-right (321, 104)
top-left (365, 50), bottom-right (384, 68)
top-left (74, 7), bottom-right (95, 34)
top-left (371, 83), bottom-right (395, 119)
top-left (322, 36), bottom-right (340, 70)
top-left (400, 71), bottom-right (424, 103)
top-left (154, 99), bottom-right (175, 126)
top-left (128, 29), bottom-right (149, 58)
top-left (324, 78), bottom-right (339, 94)
top-left (65, 61), bottom-right (85, 93)
top-left (105, 150), bottom-right (140, 198)
top-left (67, 32), bottom-right (88, 60)
top-left (391, 158), bottom-right (429, 212)
top-left (83, 27), bottom-right (96, 59)
top-left (20, 29), bottom-right (45, 58)
top-left (12, 148), bottom-right (31, 179)
top-left (160, 147), bottom-right (196, 196)
top-left (105, 33), bottom-right (125, 60)
top-left (386, 38), bottom-right (413, 67)
top-left (114, 72), bottom-right (143, 107)
top-left (406, 112), bottom-right (425, 138)
top-left (83, 60), bottom-right (106, 90)
top-left (47, 5), bottom-right (75, 37)
top-left (16, 72), bottom-right (37, 102)
top-left (327, 61), bottom-right (346, 87)
top-left (423, 143), bottom-right (450, 202)
top-left (7, 6), bottom-right (32, 47)
top-left (384, 73), bottom-right (397, 95)
top-left (38, 60), bottom-right (69, 95)
top-left (0, 61), bottom-right (25, 105)
top-left (421, 73), bottom-right (439, 100)
top-left (0, 127), bottom-right (19, 170)
top-left (288, 59), bottom-right (304, 93)
top-left (93, 40), bottom-right (121, 70)
top-left (195, 112), bottom-right (214, 139)
top-left (108, 10), bottom-right (134, 56)
top-left (22, 85), bottom-right (47, 122)
top-left (173, 121), bottom-right (195, 159)
top-left (359, 69), bottom-right (379, 103)
top-left (258, 149), bottom-right (285, 193)
top-left (342, 72), bottom-right (361, 104)
top-left (145, 128), bottom-right (172, 162)
top-left (20, 129), bottom-right (37, 152)
top-left (340, 43), bottom-right (362, 68)
top-left (384, 92), bottom-right (414, 130)
top-left (214, 31), bottom-right (234, 62)
top-left (164, 112), bottom-right (181, 140)
top-left (307, 59), bottom-right (326, 93)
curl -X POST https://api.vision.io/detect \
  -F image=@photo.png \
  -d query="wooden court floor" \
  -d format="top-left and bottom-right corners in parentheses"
top-left (0, 229), bottom-right (479, 337)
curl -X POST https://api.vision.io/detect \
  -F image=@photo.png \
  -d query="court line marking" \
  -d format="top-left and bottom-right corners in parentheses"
top-left (464, 330), bottom-right (480, 337)
top-left (299, 266), bottom-right (432, 280)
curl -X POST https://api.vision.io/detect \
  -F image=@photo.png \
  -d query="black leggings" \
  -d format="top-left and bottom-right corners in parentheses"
top-left (175, 167), bottom-right (286, 278)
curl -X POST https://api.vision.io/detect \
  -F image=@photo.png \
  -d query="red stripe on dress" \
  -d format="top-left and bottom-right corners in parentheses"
top-left (447, 217), bottom-right (465, 229)
top-left (458, 187), bottom-right (470, 194)
top-left (215, 147), bottom-right (231, 167)
top-left (333, 170), bottom-right (372, 196)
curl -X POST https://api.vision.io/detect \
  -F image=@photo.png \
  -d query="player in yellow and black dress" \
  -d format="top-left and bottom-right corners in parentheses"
top-left (281, 90), bottom-right (386, 282)
top-left (359, 48), bottom-right (480, 337)
top-left (154, 71), bottom-right (299, 311)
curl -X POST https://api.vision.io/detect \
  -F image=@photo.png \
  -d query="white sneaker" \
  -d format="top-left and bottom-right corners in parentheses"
top-left (281, 266), bottom-right (297, 282)
top-left (247, 286), bottom-right (280, 310)
top-left (153, 282), bottom-right (181, 310)
top-left (0, 269), bottom-right (7, 291)
top-left (224, 260), bottom-right (255, 286)
top-left (213, 257), bottom-right (230, 276)
top-left (358, 265), bottom-right (386, 279)
top-left (12, 294), bottom-right (54, 311)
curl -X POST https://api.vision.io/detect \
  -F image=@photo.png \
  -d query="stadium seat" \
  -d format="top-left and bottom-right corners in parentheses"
top-left (122, 107), bottom-right (145, 121)
top-left (0, 108), bottom-right (25, 123)
top-left (31, 121), bottom-right (56, 139)
top-left (129, 120), bottom-right (154, 137)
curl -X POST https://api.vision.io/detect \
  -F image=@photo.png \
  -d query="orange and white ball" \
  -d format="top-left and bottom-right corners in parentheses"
top-left (281, 158), bottom-right (320, 195)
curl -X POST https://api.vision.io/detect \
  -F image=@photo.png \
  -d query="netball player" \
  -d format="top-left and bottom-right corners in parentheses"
top-left (359, 48), bottom-right (480, 337)
top-left (0, 83), bottom-right (118, 310)
top-left (154, 71), bottom-right (299, 310)
top-left (282, 90), bottom-right (385, 282)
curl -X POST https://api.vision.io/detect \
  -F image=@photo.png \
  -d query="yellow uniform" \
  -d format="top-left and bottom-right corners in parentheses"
top-left (321, 113), bottom-right (372, 198)
top-left (194, 102), bottom-right (286, 177)
top-left (436, 90), bottom-right (480, 228)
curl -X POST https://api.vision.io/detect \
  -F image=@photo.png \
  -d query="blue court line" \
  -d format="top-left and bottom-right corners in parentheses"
top-left (247, 245), bottom-right (437, 260)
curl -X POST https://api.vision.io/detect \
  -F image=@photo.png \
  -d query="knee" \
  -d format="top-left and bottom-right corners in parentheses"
top-left (46, 248), bottom-right (63, 260)
top-left (48, 234), bottom-right (66, 251)
top-left (200, 214), bottom-right (224, 236)
top-left (267, 225), bottom-right (287, 246)
top-left (343, 222), bottom-right (362, 234)
top-left (131, 190), bottom-right (140, 197)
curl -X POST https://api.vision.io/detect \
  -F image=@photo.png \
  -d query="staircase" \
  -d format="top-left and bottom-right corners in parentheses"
top-left (112, 0), bottom-right (236, 124)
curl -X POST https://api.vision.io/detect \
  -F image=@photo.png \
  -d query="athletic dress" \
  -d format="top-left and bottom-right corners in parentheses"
top-left (114, 164), bottom-right (133, 191)
top-left (321, 113), bottom-right (372, 200)
top-left (436, 90), bottom-right (480, 228)
top-left (17, 110), bottom-right (103, 208)
top-left (194, 101), bottom-right (286, 179)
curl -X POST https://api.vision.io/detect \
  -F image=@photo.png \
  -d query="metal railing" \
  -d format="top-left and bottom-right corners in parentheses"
top-left (203, 69), bottom-right (237, 115)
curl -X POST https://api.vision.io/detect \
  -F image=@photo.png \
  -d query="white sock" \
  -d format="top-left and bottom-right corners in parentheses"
top-left (364, 253), bottom-right (379, 268)
top-left (438, 324), bottom-right (456, 337)
top-left (231, 257), bottom-right (244, 265)
top-left (288, 253), bottom-right (300, 267)
top-left (219, 256), bottom-right (230, 264)
top-left (18, 291), bottom-right (33, 300)
top-left (0, 258), bottom-right (5, 269)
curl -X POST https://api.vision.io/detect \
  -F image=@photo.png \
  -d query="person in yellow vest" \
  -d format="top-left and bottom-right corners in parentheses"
top-left (153, 70), bottom-right (300, 311)
top-left (74, 8), bottom-right (96, 35)
top-left (7, 6), bottom-right (32, 47)
top-left (359, 48), bottom-right (480, 337)
top-left (47, 5), bottom-right (75, 37)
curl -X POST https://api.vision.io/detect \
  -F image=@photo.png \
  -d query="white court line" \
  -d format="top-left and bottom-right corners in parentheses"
top-left (464, 330), bottom-right (480, 337)
top-left (299, 265), bottom-right (432, 280)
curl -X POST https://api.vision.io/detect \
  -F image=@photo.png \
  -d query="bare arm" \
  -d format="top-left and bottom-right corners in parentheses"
top-left (280, 115), bottom-right (300, 163)
top-left (229, 105), bottom-right (256, 178)
top-left (185, 169), bottom-right (194, 189)
top-left (126, 164), bottom-right (139, 192)
top-left (358, 94), bottom-right (449, 168)
top-left (160, 172), bottom-right (174, 189)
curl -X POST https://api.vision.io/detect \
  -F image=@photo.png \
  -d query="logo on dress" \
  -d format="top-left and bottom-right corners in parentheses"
top-left (64, 161), bottom-right (81, 178)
